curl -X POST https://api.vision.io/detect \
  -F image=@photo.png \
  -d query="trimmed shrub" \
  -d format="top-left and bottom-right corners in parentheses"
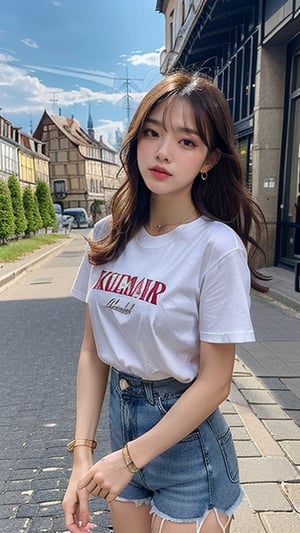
top-left (35, 181), bottom-right (56, 229)
top-left (23, 186), bottom-right (39, 235)
top-left (0, 180), bottom-right (15, 243)
top-left (33, 194), bottom-right (43, 231)
top-left (7, 175), bottom-right (27, 237)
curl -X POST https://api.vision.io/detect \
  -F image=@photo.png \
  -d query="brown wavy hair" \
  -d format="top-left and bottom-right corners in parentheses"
top-left (88, 70), bottom-right (269, 292)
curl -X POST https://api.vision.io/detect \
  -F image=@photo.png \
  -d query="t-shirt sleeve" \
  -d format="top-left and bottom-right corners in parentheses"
top-left (71, 252), bottom-right (91, 303)
top-left (199, 248), bottom-right (255, 343)
top-left (71, 215), bottom-right (111, 303)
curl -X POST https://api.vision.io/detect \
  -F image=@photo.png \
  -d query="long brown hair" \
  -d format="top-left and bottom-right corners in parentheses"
top-left (88, 71), bottom-right (269, 292)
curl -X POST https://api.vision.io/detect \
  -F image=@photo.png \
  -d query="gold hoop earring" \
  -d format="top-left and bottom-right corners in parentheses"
top-left (201, 171), bottom-right (208, 181)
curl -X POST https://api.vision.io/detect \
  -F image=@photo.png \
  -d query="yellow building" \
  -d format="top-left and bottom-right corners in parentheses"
top-left (18, 150), bottom-right (35, 186)
top-left (0, 114), bottom-right (50, 188)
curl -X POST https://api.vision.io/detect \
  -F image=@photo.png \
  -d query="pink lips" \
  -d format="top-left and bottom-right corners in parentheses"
top-left (149, 166), bottom-right (172, 180)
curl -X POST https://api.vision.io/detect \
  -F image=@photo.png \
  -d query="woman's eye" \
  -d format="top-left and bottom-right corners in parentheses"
top-left (181, 139), bottom-right (196, 147)
top-left (143, 128), bottom-right (158, 137)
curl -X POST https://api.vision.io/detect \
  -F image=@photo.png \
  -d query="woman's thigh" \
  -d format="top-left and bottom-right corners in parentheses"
top-left (110, 503), bottom-right (232, 533)
top-left (110, 500), bottom-right (152, 533)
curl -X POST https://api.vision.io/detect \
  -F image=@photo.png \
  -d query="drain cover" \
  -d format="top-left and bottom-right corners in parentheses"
top-left (29, 278), bottom-right (53, 285)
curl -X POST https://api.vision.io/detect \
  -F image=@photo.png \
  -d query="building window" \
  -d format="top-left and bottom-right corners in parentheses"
top-left (169, 10), bottom-right (174, 50)
top-left (181, 0), bottom-right (185, 25)
top-left (223, 67), bottom-right (228, 99)
top-left (228, 57), bottom-right (236, 116)
top-left (53, 180), bottom-right (66, 199)
top-left (235, 50), bottom-right (243, 121)
top-left (237, 136), bottom-right (253, 193)
top-left (250, 32), bottom-right (258, 112)
top-left (242, 40), bottom-right (251, 118)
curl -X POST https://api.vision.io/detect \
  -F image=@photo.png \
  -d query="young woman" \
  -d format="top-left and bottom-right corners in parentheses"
top-left (62, 71), bottom-right (268, 533)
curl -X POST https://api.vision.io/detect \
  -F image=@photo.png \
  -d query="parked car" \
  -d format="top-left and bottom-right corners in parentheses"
top-left (62, 214), bottom-right (74, 230)
top-left (63, 208), bottom-right (91, 229)
top-left (53, 203), bottom-right (62, 216)
top-left (53, 203), bottom-right (63, 227)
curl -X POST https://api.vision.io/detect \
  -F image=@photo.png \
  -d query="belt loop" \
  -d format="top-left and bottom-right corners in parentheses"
top-left (144, 381), bottom-right (155, 405)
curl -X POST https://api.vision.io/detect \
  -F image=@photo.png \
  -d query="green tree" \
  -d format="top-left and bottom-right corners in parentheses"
top-left (23, 186), bottom-right (37, 235)
top-left (0, 180), bottom-right (15, 243)
top-left (35, 181), bottom-right (56, 230)
top-left (7, 175), bottom-right (27, 237)
top-left (33, 193), bottom-right (43, 231)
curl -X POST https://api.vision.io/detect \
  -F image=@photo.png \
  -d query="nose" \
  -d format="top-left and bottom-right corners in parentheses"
top-left (155, 139), bottom-right (171, 162)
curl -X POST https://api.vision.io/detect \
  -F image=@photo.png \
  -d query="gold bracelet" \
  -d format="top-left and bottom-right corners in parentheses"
top-left (122, 442), bottom-right (140, 474)
top-left (67, 439), bottom-right (97, 453)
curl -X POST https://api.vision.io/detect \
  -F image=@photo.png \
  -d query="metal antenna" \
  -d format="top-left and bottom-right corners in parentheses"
top-left (50, 93), bottom-right (59, 114)
top-left (117, 66), bottom-right (142, 131)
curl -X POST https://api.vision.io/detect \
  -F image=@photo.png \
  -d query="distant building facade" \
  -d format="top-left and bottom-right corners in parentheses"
top-left (0, 115), bottom-right (49, 187)
top-left (156, 0), bottom-right (300, 267)
top-left (34, 111), bottom-right (123, 215)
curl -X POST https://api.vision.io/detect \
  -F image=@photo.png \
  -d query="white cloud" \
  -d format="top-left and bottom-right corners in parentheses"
top-left (0, 54), bottom-right (146, 117)
top-left (21, 38), bottom-right (38, 49)
top-left (126, 47), bottom-right (163, 67)
top-left (0, 51), bottom-right (16, 63)
top-left (25, 63), bottom-right (116, 88)
top-left (95, 119), bottom-right (124, 144)
top-left (29, 86), bottom-right (134, 107)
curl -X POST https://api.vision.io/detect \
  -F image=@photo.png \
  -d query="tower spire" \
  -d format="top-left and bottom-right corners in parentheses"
top-left (87, 104), bottom-right (95, 139)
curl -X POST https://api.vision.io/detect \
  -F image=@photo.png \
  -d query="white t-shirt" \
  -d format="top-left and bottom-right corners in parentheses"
top-left (72, 215), bottom-right (255, 383)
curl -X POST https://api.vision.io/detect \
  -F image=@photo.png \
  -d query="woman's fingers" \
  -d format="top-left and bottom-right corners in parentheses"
top-left (78, 470), bottom-right (95, 490)
top-left (63, 487), bottom-right (91, 532)
top-left (78, 450), bottom-right (134, 504)
top-left (65, 518), bottom-right (96, 532)
top-left (77, 487), bottom-right (92, 525)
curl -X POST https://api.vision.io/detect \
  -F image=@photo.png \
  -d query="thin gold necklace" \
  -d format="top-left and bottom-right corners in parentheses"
top-left (148, 209), bottom-right (199, 234)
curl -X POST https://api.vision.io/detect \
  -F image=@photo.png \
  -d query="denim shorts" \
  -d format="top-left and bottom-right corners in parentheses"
top-left (109, 368), bottom-right (244, 523)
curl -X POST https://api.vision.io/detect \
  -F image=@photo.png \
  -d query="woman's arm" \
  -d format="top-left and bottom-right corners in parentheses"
top-left (79, 342), bottom-right (235, 500)
top-left (63, 306), bottom-right (110, 532)
top-left (130, 342), bottom-right (235, 467)
top-left (75, 307), bottom-right (110, 440)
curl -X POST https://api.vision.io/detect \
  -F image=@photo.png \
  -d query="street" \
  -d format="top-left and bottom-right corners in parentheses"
top-left (1, 232), bottom-right (300, 532)
top-left (0, 232), bottom-right (112, 532)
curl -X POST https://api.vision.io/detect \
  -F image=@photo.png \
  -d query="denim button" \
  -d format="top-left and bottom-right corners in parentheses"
top-left (119, 378), bottom-right (130, 390)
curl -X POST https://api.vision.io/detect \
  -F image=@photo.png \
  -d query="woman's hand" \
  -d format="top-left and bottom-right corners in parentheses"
top-left (63, 459), bottom-right (96, 533)
top-left (78, 449), bottom-right (135, 503)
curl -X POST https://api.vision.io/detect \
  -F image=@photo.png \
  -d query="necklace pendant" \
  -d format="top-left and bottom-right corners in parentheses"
top-left (156, 224), bottom-right (163, 231)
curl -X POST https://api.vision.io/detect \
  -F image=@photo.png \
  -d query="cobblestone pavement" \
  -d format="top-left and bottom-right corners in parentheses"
top-left (0, 233), bottom-right (300, 532)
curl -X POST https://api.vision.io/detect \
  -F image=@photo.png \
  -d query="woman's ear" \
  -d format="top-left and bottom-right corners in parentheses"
top-left (202, 149), bottom-right (221, 172)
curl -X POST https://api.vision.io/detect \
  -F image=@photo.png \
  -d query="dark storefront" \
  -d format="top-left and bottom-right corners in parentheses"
top-left (276, 36), bottom-right (300, 266)
top-left (158, 0), bottom-right (300, 268)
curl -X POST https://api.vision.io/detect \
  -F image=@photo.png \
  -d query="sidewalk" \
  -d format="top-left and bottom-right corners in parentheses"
top-left (0, 236), bottom-right (73, 290)
top-left (259, 265), bottom-right (300, 312)
top-left (1, 240), bottom-right (300, 532)
top-left (230, 265), bottom-right (300, 531)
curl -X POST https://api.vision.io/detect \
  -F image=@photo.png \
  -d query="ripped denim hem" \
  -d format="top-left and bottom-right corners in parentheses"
top-left (115, 495), bottom-right (152, 508)
top-left (150, 487), bottom-right (244, 523)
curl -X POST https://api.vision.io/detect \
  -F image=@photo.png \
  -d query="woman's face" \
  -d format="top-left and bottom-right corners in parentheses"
top-left (137, 98), bottom-right (213, 199)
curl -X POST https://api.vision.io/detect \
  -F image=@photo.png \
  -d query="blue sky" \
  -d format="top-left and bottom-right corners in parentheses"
top-left (0, 0), bottom-right (164, 146)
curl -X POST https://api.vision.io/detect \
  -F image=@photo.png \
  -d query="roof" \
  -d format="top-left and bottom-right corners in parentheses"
top-left (0, 114), bottom-right (49, 160)
top-left (34, 110), bottom-right (117, 153)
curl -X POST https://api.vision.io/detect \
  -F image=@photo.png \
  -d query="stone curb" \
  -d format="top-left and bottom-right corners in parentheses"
top-left (268, 287), bottom-right (300, 313)
top-left (0, 238), bottom-right (72, 289)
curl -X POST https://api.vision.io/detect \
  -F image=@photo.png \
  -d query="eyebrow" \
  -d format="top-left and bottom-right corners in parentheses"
top-left (144, 117), bottom-right (200, 137)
